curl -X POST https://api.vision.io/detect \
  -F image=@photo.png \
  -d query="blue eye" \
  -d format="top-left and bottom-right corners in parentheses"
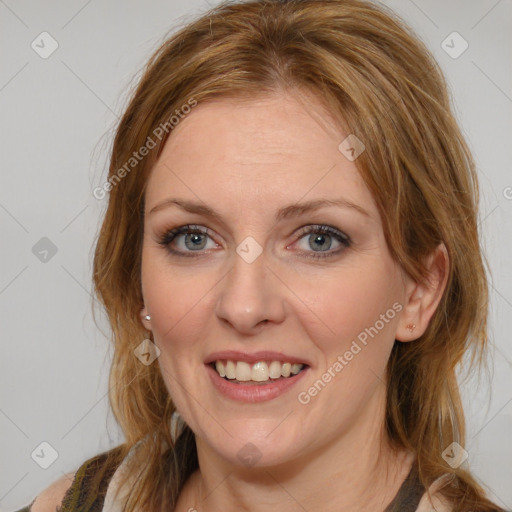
top-left (158, 225), bottom-right (216, 257)
top-left (294, 225), bottom-right (351, 259)
top-left (158, 224), bottom-right (351, 259)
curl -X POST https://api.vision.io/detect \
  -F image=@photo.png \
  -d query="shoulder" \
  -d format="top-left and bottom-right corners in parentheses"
top-left (15, 445), bottom-right (126, 512)
top-left (30, 472), bottom-right (76, 512)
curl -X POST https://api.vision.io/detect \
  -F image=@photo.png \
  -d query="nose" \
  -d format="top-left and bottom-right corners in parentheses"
top-left (215, 250), bottom-right (286, 335)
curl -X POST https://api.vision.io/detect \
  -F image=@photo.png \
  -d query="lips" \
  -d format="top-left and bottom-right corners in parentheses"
top-left (205, 358), bottom-right (310, 403)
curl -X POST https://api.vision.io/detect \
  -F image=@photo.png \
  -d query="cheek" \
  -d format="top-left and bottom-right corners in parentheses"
top-left (297, 259), bottom-right (402, 349)
top-left (142, 270), bottom-right (205, 407)
top-left (140, 249), bottom-right (220, 404)
top-left (141, 248), bottom-right (211, 343)
top-left (293, 264), bottom-right (401, 431)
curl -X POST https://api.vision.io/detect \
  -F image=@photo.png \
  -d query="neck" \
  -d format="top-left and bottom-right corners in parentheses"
top-left (176, 390), bottom-right (415, 512)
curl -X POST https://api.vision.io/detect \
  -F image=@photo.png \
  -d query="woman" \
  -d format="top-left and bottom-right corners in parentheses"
top-left (18, 0), bottom-right (506, 511)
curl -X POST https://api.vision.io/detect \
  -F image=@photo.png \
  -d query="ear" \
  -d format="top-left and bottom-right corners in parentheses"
top-left (395, 243), bottom-right (449, 342)
top-left (140, 305), bottom-right (152, 331)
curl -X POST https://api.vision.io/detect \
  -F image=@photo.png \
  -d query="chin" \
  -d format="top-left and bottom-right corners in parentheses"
top-left (195, 417), bottom-right (307, 470)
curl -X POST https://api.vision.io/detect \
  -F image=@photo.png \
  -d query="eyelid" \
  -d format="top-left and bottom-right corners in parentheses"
top-left (294, 224), bottom-right (350, 242)
top-left (157, 224), bottom-right (351, 259)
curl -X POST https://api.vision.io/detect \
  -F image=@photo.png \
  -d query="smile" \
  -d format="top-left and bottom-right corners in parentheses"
top-left (213, 360), bottom-right (305, 383)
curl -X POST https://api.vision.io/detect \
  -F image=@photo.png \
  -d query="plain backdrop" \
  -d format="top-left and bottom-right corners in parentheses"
top-left (1, 0), bottom-right (511, 510)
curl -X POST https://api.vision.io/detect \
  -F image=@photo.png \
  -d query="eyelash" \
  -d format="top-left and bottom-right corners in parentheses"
top-left (157, 224), bottom-right (351, 260)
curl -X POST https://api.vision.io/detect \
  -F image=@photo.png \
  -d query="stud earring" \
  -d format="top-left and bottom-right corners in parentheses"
top-left (144, 315), bottom-right (151, 321)
top-left (406, 323), bottom-right (416, 332)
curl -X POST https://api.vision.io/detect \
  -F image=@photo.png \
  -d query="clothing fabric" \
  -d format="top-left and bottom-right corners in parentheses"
top-left (58, 447), bottom-right (122, 512)
top-left (383, 461), bottom-right (426, 512)
top-left (11, 448), bottom-right (123, 512)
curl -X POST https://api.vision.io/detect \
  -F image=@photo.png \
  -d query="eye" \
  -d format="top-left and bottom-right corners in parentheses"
top-left (158, 225), bottom-right (218, 257)
top-left (293, 225), bottom-right (351, 259)
top-left (157, 224), bottom-right (351, 260)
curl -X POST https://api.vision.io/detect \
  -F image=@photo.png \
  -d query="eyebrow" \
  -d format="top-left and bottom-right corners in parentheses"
top-left (148, 197), bottom-right (370, 221)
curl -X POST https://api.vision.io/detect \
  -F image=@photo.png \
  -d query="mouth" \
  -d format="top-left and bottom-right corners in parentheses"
top-left (204, 351), bottom-right (311, 402)
top-left (209, 360), bottom-right (308, 385)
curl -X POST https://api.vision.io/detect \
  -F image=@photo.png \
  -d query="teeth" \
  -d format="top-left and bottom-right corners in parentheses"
top-left (235, 361), bottom-right (252, 381)
top-left (215, 361), bottom-right (226, 378)
top-left (225, 360), bottom-right (236, 379)
top-left (269, 361), bottom-right (282, 379)
top-left (291, 363), bottom-right (302, 375)
top-left (214, 360), bottom-right (304, 382)
top-left (251, 361), bottom-right (269, 381)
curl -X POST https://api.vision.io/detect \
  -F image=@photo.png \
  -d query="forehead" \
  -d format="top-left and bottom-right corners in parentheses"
top-left (144, 91), bottom-right (378, 222)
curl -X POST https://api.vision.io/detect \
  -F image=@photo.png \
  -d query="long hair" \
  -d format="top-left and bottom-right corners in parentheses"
top-left (91, 1), bottom-right (499, 510)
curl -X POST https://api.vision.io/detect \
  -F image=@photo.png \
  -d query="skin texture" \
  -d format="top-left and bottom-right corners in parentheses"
top-left (139, 90), bottom-right (448, 512)
top-left (30, 472), bottom-right (75, 512)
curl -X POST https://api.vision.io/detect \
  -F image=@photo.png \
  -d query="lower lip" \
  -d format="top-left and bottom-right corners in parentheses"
top-left (206, 364), bottom-right (309, 403)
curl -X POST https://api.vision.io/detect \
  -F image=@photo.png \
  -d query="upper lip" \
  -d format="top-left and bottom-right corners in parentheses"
top-left (205, 350), bottom-right (310, 366)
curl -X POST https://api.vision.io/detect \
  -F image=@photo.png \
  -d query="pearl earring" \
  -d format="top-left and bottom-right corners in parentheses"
top-left (144, 315), bottom-right (151, 321)
top-left (406, 323), bottom-right (416, 332)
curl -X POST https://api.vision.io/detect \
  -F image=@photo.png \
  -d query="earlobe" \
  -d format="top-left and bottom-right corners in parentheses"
top-left (405, 323), bottom-right (416, 333)
top-left (396, 243), bottom-right (449, 342)
top-left (140, 306), bottom-right (152, 329)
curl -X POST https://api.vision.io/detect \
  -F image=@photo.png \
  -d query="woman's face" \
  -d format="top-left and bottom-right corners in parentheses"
top-left (141, 91), bottom-right (413, 468)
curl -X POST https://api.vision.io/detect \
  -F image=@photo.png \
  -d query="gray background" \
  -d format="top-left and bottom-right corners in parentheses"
top-left (0, 0), bottom-right (511, 510)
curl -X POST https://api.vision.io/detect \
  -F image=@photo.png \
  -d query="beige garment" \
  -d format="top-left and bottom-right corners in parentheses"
top-left (102, 448), bottom-right (135, 512)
